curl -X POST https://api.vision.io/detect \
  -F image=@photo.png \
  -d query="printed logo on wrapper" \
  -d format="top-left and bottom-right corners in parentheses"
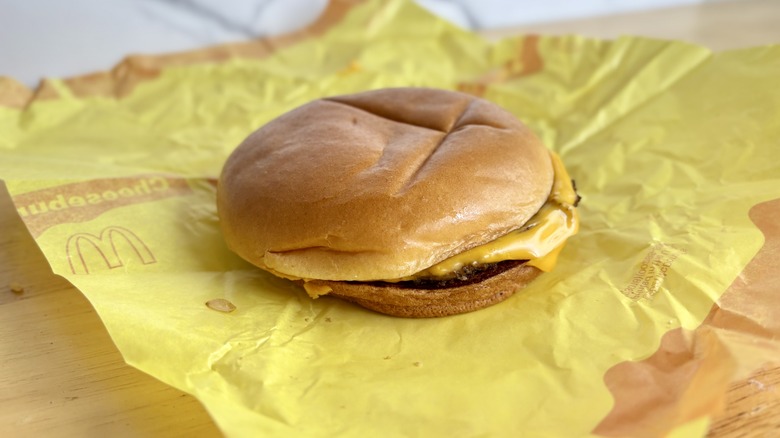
top-left (621, 243), bottom-right (687, 300)
top-left (11, 175), bottom-right (194, 274)
top-left (13, 175), bottom-right (192, 238)
top-left (66, 226), bottom-right (156, 274)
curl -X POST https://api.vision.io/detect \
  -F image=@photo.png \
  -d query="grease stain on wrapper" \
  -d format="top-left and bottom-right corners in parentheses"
top-left (206, 298), bottom-right (236, 313)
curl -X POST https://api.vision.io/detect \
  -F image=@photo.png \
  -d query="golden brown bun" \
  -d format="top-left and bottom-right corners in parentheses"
top-left (316, 263), bottom-right (542, 318)
top-left (217, 87), bottom-right (553, 281)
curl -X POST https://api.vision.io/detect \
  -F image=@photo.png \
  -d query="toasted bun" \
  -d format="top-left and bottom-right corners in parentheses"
top-left (217, 87), bottom-right (553, 281)
top-left (315, 262), bottom-right (542, 318)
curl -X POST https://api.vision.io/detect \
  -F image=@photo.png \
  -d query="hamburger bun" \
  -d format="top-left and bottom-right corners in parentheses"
top-left (217, 87), bottom-right (579, 317)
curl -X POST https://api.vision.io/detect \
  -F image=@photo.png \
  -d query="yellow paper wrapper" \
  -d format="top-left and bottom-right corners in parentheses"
top-left (2, 1), bottom-right (780, 436)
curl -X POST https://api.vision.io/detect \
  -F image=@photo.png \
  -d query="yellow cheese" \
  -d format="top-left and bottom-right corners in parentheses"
top-left (302, 281), bottom-right (333, 298)
top-left (395, 151), bottom-right (579, 280)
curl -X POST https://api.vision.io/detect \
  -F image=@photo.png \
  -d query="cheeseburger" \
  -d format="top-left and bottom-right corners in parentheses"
top-left (217, 88), bottom-right (580, 317)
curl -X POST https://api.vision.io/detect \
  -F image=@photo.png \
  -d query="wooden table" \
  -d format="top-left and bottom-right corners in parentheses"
top-left (482, 0), bottom-right (780, 51)
top-left (2, 0), bottom-right (779, 436)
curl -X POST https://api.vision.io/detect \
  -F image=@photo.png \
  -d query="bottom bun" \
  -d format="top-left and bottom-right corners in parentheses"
top-left (307, 261), bottom-right (542, 318)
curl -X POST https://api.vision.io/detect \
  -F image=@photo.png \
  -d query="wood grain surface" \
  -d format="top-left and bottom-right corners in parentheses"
top-left (0, 185), bottom-right (220, 438)
top-left (481, 0), bottom-right (780, 51)
top-left (2, 0), bottom-right (780, 436)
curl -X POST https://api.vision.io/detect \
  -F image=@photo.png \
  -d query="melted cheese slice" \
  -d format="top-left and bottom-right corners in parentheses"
top-left (391, 151), bottom-right (579, 281)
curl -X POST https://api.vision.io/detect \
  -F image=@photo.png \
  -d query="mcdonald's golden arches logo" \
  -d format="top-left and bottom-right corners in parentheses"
top-left (66, 226), bottom-right (156, 274)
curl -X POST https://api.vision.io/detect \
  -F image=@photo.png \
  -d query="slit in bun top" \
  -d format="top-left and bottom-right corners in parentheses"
top-left (217, 87), bottom-right (580, 318)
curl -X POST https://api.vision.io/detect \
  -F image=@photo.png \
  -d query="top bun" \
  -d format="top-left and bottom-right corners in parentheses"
top-left (217, 88), bottom-right (553, 281)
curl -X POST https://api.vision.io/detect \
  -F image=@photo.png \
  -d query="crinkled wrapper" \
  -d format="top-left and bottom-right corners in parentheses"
top-left (1, 0), bottom-right (779, 436)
